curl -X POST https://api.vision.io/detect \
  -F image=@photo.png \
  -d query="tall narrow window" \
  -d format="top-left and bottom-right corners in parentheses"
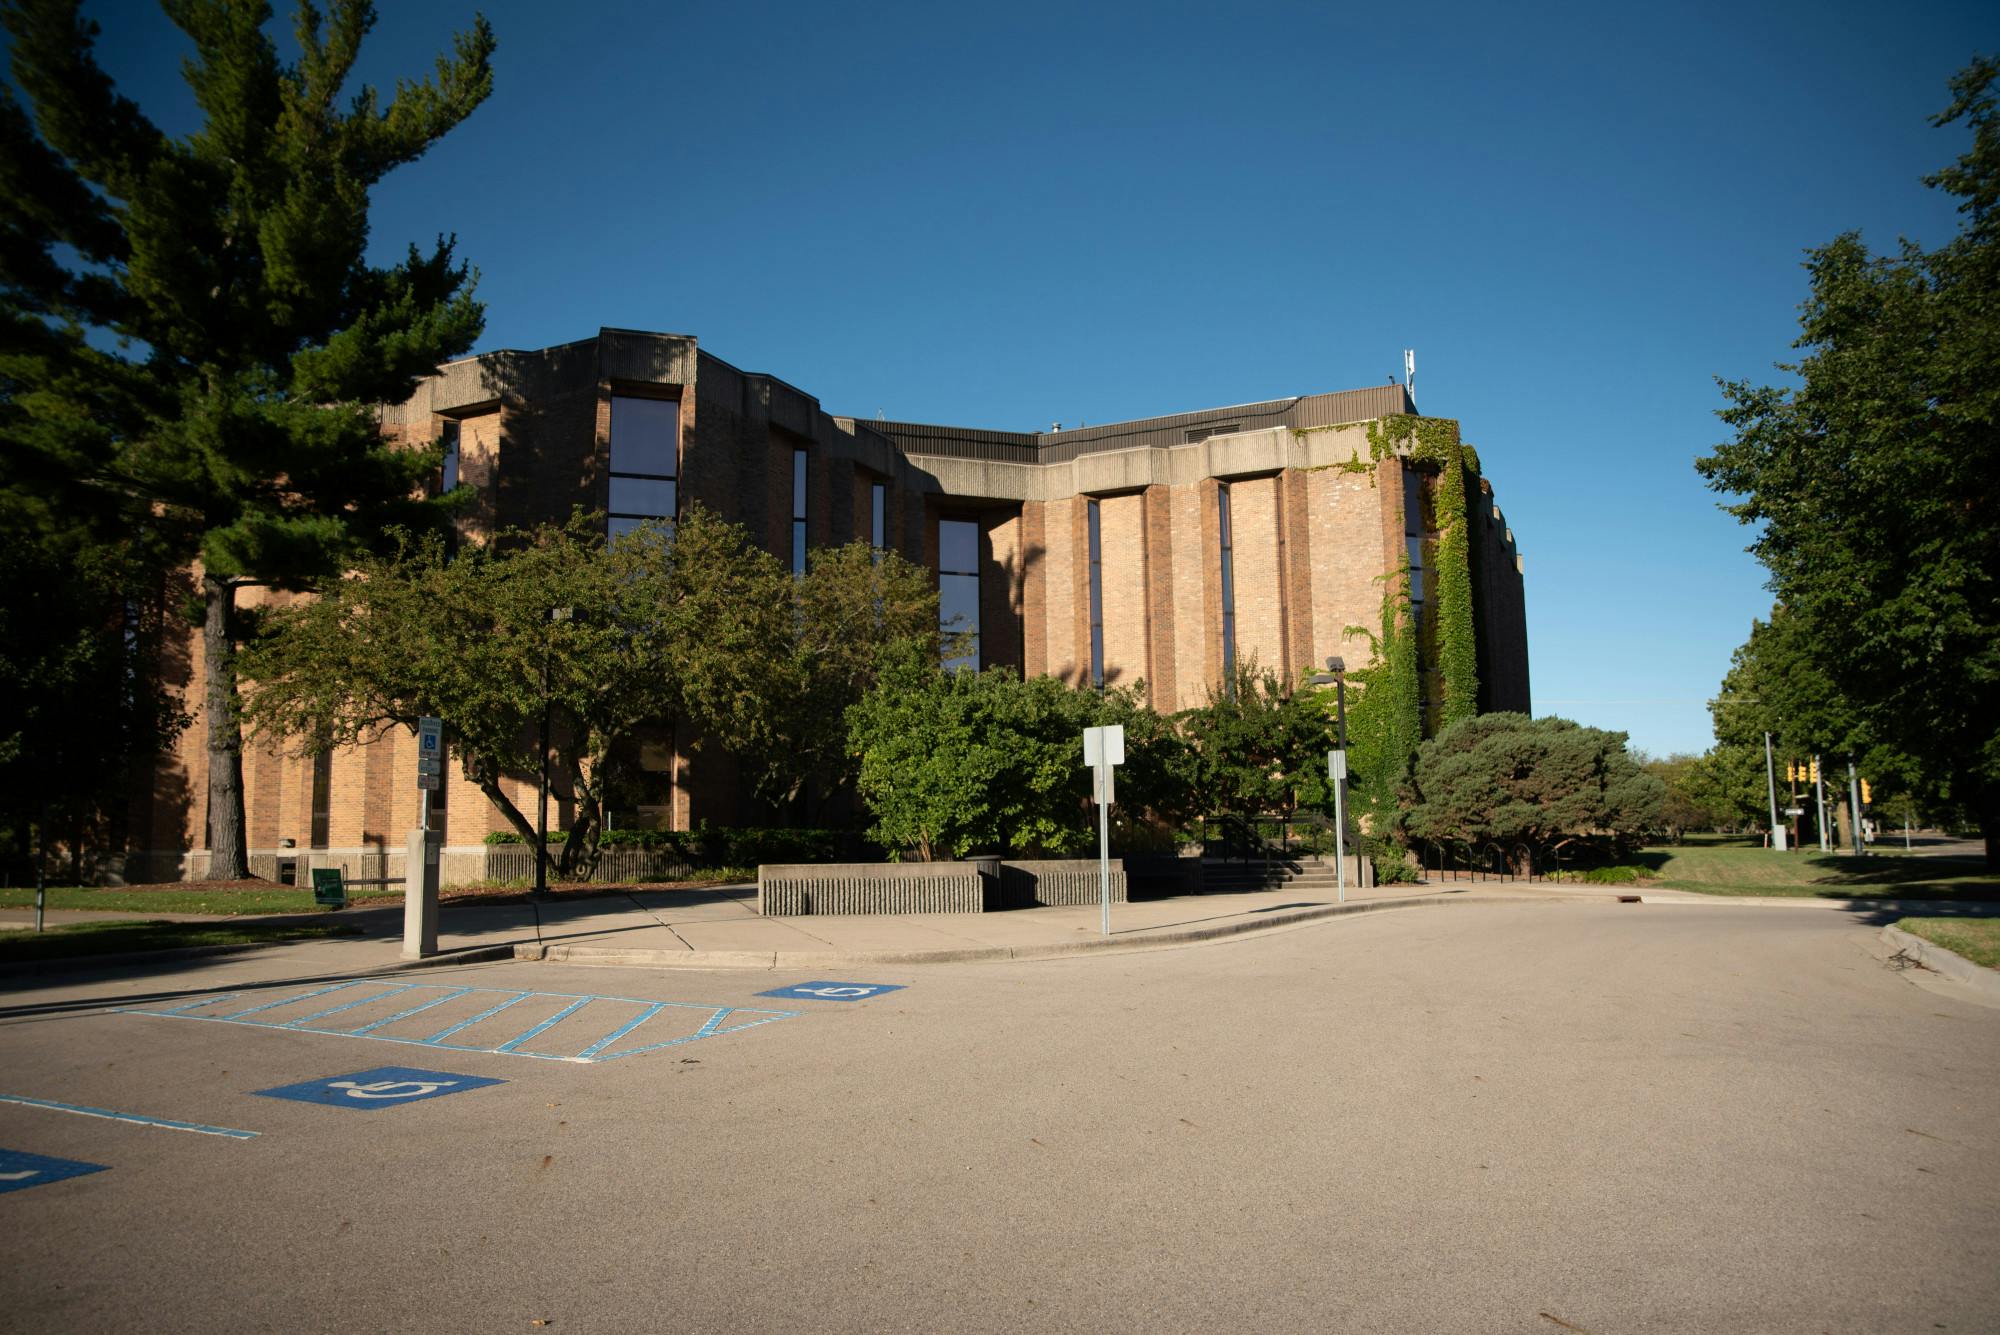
top-left (1218, 484), bottom-right (1237, 684)
top-left (792, 448), bottom-right (809, 576)
top-left (871, 482), bottom-right (886, 555)
top-left (439, 419), bottom-right (461, 494)
top-left (607, 395), bottom-right (678, 542)
top-left (1087, 499), bottom-right (1105, 689)
top-left (309, 749), bottom-right (333, 850)
top-left (939, 519), bottom-right (980, 672)
top-left (1405, 471), bottom-right (1427, 609)
top-left (1406, 466), bottom-right (1432, 734)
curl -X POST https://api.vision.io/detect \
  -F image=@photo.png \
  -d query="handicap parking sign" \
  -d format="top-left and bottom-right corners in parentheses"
top-left (0, 1148), bottom-right (109, 1194)
top-left (254, 1066), bottom-right (505, 1111)
top-left (756, 981), bottom-right (905, 1002)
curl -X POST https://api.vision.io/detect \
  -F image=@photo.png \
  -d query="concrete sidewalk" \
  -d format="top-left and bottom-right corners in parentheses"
top-left (2, 875), bottom-right (1567, 982)
top-left (9, 875), bottom-right (1984, 985)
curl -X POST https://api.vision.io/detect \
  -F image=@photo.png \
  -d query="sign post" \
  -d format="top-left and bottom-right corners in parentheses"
top-left (1328, 750), bottom-right (1349, 903)
top-left (1083, 724), bottom-right (1125, 938)
top-left (405, 716), bottom-right (444, 959)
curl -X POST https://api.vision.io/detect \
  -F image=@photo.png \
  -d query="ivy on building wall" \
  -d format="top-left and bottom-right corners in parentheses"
top-left (1339, 568), bottom-right (1422, 836)
top-left (1362, 414), bottom-right (1480, 731)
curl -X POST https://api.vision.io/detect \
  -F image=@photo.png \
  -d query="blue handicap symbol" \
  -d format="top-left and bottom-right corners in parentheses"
top-left (756, 981), bottom-right (905, 1002)
top-left (0, 1148), bottom-right (109, 1194)
top-left (254, 1066), bottom-right (505, 1111)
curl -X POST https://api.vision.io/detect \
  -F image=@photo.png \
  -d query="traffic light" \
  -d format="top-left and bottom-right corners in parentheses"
top-left (1861, 779), bottom-right (1872, 805)
top-left (1809, 759), bottom-right (1820, 784)
top-left (1786, 763), bottom-right (1798, 782)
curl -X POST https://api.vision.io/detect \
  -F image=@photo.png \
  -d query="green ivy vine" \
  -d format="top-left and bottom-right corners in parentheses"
top-left (1360, 414), bottom-right (1480, 731)
top-left (1339, 567), bottom-right (1422, 836)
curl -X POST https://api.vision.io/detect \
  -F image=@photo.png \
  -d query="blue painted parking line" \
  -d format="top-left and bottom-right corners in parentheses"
top-left (0, 1148), bottom-right (108, 1194)
top-left (211, 981), bottom-right (358, 1020)
top-left (350, 987), bottom-right (475, 1035)
top-left (758, 981), bottom-right (905, 1002)
top-left (0, 1093), bottom-right (259, 1140)
top-left (424, 990), bottom-right (532, 1043)
top-left (116, 982), bottom-right (799, 1064)
top-left (255, 1066), bottom-right (504, 1110)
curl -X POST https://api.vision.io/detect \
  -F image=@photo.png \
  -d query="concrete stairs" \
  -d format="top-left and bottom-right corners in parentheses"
top-left (1201, 854), bottom-right (1347, 895)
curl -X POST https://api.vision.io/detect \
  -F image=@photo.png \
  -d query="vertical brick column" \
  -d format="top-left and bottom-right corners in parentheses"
top-left (1069, 494), bottom-right (1092, 687)
top-left (1020, 501), bottom-right (1048, 678)
top-left (1284, 468), bottom-right (1315, 679)
top-left (1143, 485), bottom-right (1176, 710)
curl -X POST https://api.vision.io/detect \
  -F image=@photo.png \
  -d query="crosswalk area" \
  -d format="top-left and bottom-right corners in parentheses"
top-left (115, 980), bottom-right (799, 1064)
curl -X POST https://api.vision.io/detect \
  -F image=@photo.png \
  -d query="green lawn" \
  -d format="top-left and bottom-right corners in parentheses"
top-left (1895, 918), bottom-right (2000, 970)
top-left (0, 919), bottom-right (362, 964)
top-left (1639, 840), bottom-right (1999, 900)
top-left (0, 866), bottom-right (752, 918)
top-left (0, 884), bottom-right (363, 915)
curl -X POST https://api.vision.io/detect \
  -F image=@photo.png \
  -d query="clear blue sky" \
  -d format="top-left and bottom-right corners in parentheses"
top-left (66, 0), bottom-right (1999, 757)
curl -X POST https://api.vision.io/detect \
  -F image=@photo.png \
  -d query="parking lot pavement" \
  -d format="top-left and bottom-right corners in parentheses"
top-left (1, 903), bottom-right (1996, 1333)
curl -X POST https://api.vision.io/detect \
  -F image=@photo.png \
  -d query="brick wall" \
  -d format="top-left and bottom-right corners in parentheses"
top-left (1471, 476), bottom-right (1532, 713)
top-left (1098, 492), bottom-right (1150, 692)
top-left (1229, 475), bottom-right (1287, 679)
top-left (1307, 461), bottom-right (1396, 674)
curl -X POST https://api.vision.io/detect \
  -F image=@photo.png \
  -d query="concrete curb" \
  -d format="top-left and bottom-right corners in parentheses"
top-left (524, 893), bottom-right (1578, 970)
top-left (1881, 925), bottom-right (2000, 1002)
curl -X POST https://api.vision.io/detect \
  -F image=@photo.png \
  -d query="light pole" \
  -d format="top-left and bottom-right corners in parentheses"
top-left (534, 606), bottom-right (573, 899)
top-left (1308, 656), bottom-right (1351, 899)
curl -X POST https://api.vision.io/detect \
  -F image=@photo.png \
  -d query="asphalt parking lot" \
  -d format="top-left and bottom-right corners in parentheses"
top-left (1, 901), bottom-right (1995, 1334)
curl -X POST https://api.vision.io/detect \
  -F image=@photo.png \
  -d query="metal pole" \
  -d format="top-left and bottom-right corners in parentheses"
top-left (1814, 755), bottom-right (1829, 852)
top-left (1847, 762), bottom-right (1864, 859)
top-left (1332, 769), bottom-right (1347, 904)
top-left (1334, 669), bottom-right (1351, 867)
top-left (1763, 732), bottom-right (1786, 852)
top-left (536, 640), bottom-right (551, 899)
top-left (1096, 765), bottom-right (1111, 937)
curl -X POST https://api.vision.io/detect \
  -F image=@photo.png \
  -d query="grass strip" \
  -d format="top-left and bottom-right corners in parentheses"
top-left (1640, 844), bottom-right (1998, 900)
top-left (0, 919), bottom-right (362, 964)
top-left (1894, 918), bottom-right (2000, 970)
top-left (0, 886), bottom-right (332, 915)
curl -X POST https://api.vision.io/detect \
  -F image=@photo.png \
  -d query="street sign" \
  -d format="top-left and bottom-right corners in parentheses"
top-left (0, 1148), bottom-right (108, 1194)
top-left (1082, 724), bottom-right (1124, 769)
top-left (1784, 807), bottom-right (1805, 817)
top-left (1082, 725), bottom-right (1126, 937)
top-left (1328, 751), bottom-right (1349, 781)
top-left (756, 981), bottom-right (906, 1002)
top-left (254, 1066), bottom-right (505, 1111)
top-left (417, 716), bottom-right (444, 792)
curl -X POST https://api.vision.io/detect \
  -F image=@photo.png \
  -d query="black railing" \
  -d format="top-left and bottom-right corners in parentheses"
top-left (1198, 811), bottom-right (1348, 863)
top-left (1418, 840), bottom-right (1542, 883)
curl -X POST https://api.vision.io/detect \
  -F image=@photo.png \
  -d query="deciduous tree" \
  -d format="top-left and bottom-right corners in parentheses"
top-left (1697, 57), bottom-right (2000, 866)
top-left (241, 509), bottom-right (784, 877)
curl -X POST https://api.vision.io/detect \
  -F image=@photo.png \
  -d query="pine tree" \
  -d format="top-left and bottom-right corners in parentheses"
top-left (0, 0), bottom-right (493, 877)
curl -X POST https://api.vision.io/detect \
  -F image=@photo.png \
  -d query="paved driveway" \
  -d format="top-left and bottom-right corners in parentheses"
top-left (0, 901), bottom-right (1993, 1333)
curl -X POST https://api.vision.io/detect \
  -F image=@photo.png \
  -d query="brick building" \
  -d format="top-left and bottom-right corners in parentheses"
top-left (131, 327), bottom-right (1529, 882)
